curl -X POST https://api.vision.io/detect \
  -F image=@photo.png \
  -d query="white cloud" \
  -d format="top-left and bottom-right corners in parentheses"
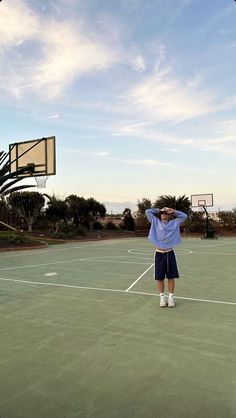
top-left (0, 0), bottom-right (38, 45)
top-left (49, 1), bottom-right (63, 15)
top-left (112, 123), bottom-right (194, 145)
top-left (96, 151), bottom-right (111, 157)
top-left (30, 23), bottom-right (119, 98)
top-left (0, 0), bottom-right (121, 99)
top-left (60, 147), bottom-right (172, 167)
top-left (60, 148), bottom-right (111, 157)
top-left (128, 72), bottom-right (216, 122)
top-left (131, 54), bottom-right (146, 72)
top-left (164, 148), bottom-right (182, 153)
top-left (218, 119), bottom-right (236, 134)
top-left (186, 74), bottom-right (202, 88)
top-left (154, 45), bottom-right (166, 73)
top-left (112, 121), bottom-right (153, 135)
top-left (102, 156), bottom-right (173, 167)
top-left (182, 167), bottom-right (215, 175)
top-left (203, 136), bottom-right (235, 145)
top-left (49, 113), bottom-right (61, 119)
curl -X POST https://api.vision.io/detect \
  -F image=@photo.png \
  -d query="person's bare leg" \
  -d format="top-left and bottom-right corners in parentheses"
top-left (157, 280), bottom-right (167, 307)
top-left (168, 279), bottom-right (175, 293)
top-left (157, 280), bottom-right (164, 294)
top-left (168, 279), bottom-right (175, 308)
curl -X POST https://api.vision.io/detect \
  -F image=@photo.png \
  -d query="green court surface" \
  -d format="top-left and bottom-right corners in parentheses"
top-left (0, 237), bottom-right (236, 418)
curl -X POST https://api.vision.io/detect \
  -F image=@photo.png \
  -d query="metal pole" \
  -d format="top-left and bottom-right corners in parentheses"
top-left (202, 206), bottom-right (209, 237)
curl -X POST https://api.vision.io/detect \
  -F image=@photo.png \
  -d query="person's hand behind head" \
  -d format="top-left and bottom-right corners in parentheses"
top-left (161, 207), bottom-right (173, 214)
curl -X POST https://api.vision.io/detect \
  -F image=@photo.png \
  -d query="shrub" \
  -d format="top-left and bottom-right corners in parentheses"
top-left (62, 225), bottom-right (77, 238)
top-left (93, 221), bottom-right (104, 230)
top-left (7, 233), bottom-right (29, 245)
top-left (52, 232), bottom-right (67, 239)
top-left (104, 221), bottom-right (117, 230)
top-left (76, 225), bottom-right (87, 236)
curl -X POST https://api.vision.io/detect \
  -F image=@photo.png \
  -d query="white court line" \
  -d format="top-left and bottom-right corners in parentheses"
top-left (0, 240), bottom-right (145, 259)
top-left (125, 263), bottom-right (154, 292)
top-left (0, 277), bottom-right (124, 293)
top-left (0, 237), bottom-right (235, 259)
top-left (187, 251), bottom-right (236, 256)
top-left (80, 255), bottom-right (152, 262)
top-left (130, 290), bottom-right (236, 306)
top-left (0, 277), bottom-right (235, 306)
top-left (0, 257), bottom-right (150, 271)
top-left (128, 248), bottom-right (193, 255)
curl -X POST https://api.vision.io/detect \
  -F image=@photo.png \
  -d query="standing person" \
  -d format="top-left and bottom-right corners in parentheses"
top-left (145, 207), bottom-right (188, 308)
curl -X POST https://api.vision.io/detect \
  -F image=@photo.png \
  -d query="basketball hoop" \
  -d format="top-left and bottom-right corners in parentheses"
top-left (191, 194), bottom-right (213, 208)
top-left (35, 176), bottom-right (48, 188)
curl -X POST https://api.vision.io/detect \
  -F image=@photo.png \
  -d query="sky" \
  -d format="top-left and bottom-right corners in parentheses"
top-left (1, 0), bottom-right (236, 214)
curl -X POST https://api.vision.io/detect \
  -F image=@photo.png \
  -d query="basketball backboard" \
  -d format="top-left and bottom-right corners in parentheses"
top-left (191, 193), bottom-right (213, 208)
top-left (9, 136), bottom-right (56, 177)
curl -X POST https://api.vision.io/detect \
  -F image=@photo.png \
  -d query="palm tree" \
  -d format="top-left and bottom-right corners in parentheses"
top-left (0, 150), bottom-right (36, 232)
top-left (0, 151), bottom-right (35, 197)
top-left (153, 194), bottom-right (191, 213)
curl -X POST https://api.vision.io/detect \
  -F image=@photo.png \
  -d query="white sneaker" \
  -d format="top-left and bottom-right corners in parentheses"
top-left (160, 295), bottom-right (167, 307)
top-left (168, 295), bottom-right (175, 308)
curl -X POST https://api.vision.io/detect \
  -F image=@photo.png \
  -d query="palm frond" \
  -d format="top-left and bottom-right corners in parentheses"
top-left (2, 185), bottom-right (35, 197)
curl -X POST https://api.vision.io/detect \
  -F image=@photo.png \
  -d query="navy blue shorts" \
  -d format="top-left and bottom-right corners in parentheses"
top-left (154, 250), bottom-right (179, 280)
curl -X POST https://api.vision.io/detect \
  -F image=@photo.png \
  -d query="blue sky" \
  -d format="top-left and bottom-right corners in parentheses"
top-left (1, 0), bottom-right (236, 213)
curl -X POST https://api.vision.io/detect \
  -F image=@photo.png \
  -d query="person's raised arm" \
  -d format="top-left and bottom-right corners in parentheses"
top-left (145, 208), bottom-right (160, 223)
top-left (171, 209), bottom-right (188, 224)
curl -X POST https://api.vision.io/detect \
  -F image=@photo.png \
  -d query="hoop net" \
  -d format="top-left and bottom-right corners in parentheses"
top-left (35, 176), bottom-right (48, 188)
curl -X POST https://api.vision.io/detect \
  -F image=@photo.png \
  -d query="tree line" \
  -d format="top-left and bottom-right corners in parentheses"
top-left (1, 146), bottom-right (236, 237)
top-left (1, 191), bottom-right (236, 238)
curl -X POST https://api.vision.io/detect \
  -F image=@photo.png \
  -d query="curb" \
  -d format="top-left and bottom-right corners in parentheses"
top-left (0, 240), bottom-right (48, 252)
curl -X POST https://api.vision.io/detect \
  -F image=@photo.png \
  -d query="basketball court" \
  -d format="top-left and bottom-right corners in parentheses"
top-left (0, 236), bottom-right (235, 418)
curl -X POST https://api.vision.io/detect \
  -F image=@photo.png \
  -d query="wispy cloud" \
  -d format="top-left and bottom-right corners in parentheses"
top-left (203, 136), bottom-right (235, 146)
top-left (60, 148), bottom-right (111, 157)
top-left (0, 0), bottom-right (38, 45)
top-left (127, 72), bottom-right (216, 122)
top-left (0, 0), bottom-right (121, 99)
top-left (131, 54), bottom-right (146, 72)
top-left (110, 157), bottom-right (172, 167)
top-left (31, 24), bottom-right (119, 98)
top-left (154, 45), bottom-right (166, 73)
top-left (60, 147), bottom-right (173, 167)
top-left (182, 166), bottom-right (215, 175)
top-left (164, 148), bottom-right (182, 153)
top-left (49, 113), bottom-right (61, 119)
top-left (218, 119), bottom-right (236, 134)
top-left (112, 118), bottom-right (236, 156)
top-left (112, 123), bottom-right (194, 145)
top-left (201, 139), bottom-right (236, 155)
